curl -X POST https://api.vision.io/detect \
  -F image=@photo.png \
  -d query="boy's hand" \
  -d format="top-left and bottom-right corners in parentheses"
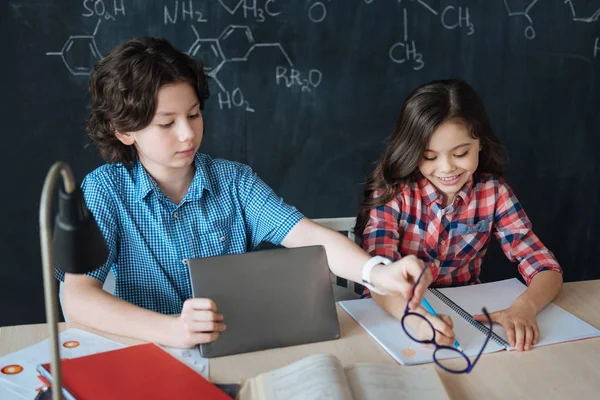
top-left (170, 298), bottom-right (226, 348)
top-left (370, 255), bottom-right (432, 309)
top-left (473, 300), bottom-right (539, 351)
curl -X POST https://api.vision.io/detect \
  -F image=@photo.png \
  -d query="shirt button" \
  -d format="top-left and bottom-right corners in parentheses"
top-left (173, 211), bottom-right (179, 218)
top-left (182, 259), bottom-right (189, 266)
top-left (220, 236), bottom-right (226, 242)
top-left (441, 240), bottom-right (446, 245)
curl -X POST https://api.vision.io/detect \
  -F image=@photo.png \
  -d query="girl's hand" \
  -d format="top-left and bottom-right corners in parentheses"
top-left (371, 255), bottom-right (432, 308)
top-left (415, 311), bottom-right (456, 347)
top-left (169, 298), bottom-right (226, 348)
top-left (473, 300), bottom-right (539, 351)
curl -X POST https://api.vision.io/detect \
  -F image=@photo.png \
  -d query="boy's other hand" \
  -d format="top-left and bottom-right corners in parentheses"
top-left (171, 298), bottom-right (226, 348)
top-left (371, 255), bottom-right (432, 308)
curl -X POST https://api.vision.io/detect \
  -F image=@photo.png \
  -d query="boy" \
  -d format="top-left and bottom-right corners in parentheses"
top-left (60, 37), bottom-right (430, 348)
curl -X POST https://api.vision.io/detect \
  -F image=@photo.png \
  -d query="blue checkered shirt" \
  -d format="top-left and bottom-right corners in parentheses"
top-left (56, 153), bottom-right (304, 314)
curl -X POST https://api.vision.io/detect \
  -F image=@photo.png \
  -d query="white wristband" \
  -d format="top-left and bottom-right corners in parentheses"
top-left (362, 256), bottom-right (392, 295)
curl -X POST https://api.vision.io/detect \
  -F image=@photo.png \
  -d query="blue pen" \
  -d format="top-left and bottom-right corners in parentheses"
top-left (421, 298), bottom-right (464, 352)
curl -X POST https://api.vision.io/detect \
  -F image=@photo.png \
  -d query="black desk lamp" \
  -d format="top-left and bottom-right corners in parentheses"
top-left (39, 162), bottom-right (107, 400)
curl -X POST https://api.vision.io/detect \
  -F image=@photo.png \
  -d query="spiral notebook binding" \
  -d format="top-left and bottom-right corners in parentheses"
top-left (429, 288), bottom-right (510, 349)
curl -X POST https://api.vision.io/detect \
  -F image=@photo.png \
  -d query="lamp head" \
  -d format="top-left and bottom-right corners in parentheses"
top-left (52, 186), bottom-right (108, 273)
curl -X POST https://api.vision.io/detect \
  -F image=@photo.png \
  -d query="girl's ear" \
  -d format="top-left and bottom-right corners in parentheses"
top-left (115, 130), bottom-right (135, 146)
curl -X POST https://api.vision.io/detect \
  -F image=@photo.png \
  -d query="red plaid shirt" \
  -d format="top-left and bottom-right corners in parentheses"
top-left (362, 174), bottom-right (561, 297)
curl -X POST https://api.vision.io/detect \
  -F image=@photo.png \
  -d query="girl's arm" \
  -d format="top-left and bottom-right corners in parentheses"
top-left (475, 178), bottom-right (563, 351)
top-left (492, 178), bottom-right (563, 285)
top-left (515, 269), bottom-right (563, 313)
top-left (474, 270), bottom-right (562, 351)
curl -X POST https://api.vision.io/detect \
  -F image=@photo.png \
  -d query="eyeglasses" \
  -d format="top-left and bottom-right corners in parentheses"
top-left (400, 264), bottom-right (493, 374)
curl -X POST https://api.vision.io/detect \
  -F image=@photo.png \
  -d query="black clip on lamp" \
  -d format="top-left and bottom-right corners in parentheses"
top-left (39, 162), bottom-right (108, 400)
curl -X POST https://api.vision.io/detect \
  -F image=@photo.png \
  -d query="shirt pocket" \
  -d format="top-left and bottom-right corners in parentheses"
top-left (453, 219), bottom-right (491, 257)
top-left (456, 219), bottom-right (490, 235)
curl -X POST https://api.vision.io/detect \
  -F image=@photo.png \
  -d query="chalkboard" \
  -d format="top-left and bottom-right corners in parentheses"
top-left (1, 0), bottom-right (599, 326)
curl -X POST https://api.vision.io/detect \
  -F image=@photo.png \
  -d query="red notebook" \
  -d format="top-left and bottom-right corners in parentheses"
top-left (36, 343), bottom-right (231, 400)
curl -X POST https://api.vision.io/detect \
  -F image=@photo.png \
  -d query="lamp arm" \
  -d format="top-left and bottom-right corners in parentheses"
top-left (40, 161), bottom-right (76, 400)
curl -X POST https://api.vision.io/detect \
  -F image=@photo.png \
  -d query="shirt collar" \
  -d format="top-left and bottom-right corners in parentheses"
top-left (134, 158), bottom-right (156, 201)
top-left (186, 153), bottom-right (214, 200)
top-left (417, 178), bottom-right (440, 206)
top-left (417, 176), bottom-right (474, 206)
top-left (456, 178), bottom-right (474, 205)
top-left (134, 153), bottom-right (214, 202)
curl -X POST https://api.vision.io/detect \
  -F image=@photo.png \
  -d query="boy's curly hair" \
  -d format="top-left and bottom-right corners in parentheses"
top-left (87, 37), bottom-right (210, 166)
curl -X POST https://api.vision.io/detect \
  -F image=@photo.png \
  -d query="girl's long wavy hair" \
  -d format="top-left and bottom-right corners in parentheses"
top-left (354, 79), bottom-right (507, 236)
top-left (86, 37), bottom-right (210, 167)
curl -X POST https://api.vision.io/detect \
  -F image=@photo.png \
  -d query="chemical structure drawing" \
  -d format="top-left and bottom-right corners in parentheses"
top-left (205, 0), bottom-right (332, 24)
top-left (188, 24), bottom-right (322, 112)
top-left (47, 1), bottom-right (595, 112)
top-left (503, 0), bottom-right (540, 39)
top-left (161, 2), bottom-right (284, 27)
top-left (45, 19), bottom-right (104, 76)
top-left (47, 1), bottom-right (322, 113)
top-left (163, 0), bottom-right (209, 24)
top-left (306, 0), bottom-right (332, 23)
top-left (564, 0), bottom-right (600, 23)
top-left (210, 0), bottom-right (283, 22)
top-left (82, 0), bottom-right (126, 21)
top-left (504, 0), bottom-right (599, 58)
top-left (46, 0), bottom-right (126, 75)
top-left (367, 0), bottom-right (475, 71)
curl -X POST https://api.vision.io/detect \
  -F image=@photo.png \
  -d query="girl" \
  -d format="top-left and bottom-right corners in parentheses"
top-left (59, 37), bottom-right (431, 349)
top-left (355, 79), bottom-right (562, 352)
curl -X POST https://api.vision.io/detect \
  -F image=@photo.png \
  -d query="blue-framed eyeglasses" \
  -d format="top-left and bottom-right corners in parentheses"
top-left (401, 265), bottom-right (493, 374)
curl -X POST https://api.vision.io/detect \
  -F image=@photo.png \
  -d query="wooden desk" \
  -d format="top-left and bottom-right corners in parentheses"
top-left (2, 281), bottom-right (599, 399)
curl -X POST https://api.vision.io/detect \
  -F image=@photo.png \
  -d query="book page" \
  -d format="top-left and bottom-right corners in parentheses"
top-left (345, 363), bottom-right (449, 400)
top-left (238, 354), bottom-right (354, 400)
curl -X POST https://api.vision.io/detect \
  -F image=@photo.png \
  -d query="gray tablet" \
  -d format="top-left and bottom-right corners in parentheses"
top-left (187, 245), bottom-right (340, 358)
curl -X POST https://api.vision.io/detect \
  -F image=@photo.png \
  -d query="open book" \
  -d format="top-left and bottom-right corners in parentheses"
top-left (339, 278), bottom-right (600, 365)
top-left (237, 353), bottom-right (449, 400)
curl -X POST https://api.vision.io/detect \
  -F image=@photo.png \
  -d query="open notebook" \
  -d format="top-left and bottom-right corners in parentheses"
top-left (339, 278), bottom-right (600, 365)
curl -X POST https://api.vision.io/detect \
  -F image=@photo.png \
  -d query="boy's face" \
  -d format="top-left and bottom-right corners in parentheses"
top-left (116, 81), bottom-right (203, 177)
top-left (418, 121), bottom-right (480, 206)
